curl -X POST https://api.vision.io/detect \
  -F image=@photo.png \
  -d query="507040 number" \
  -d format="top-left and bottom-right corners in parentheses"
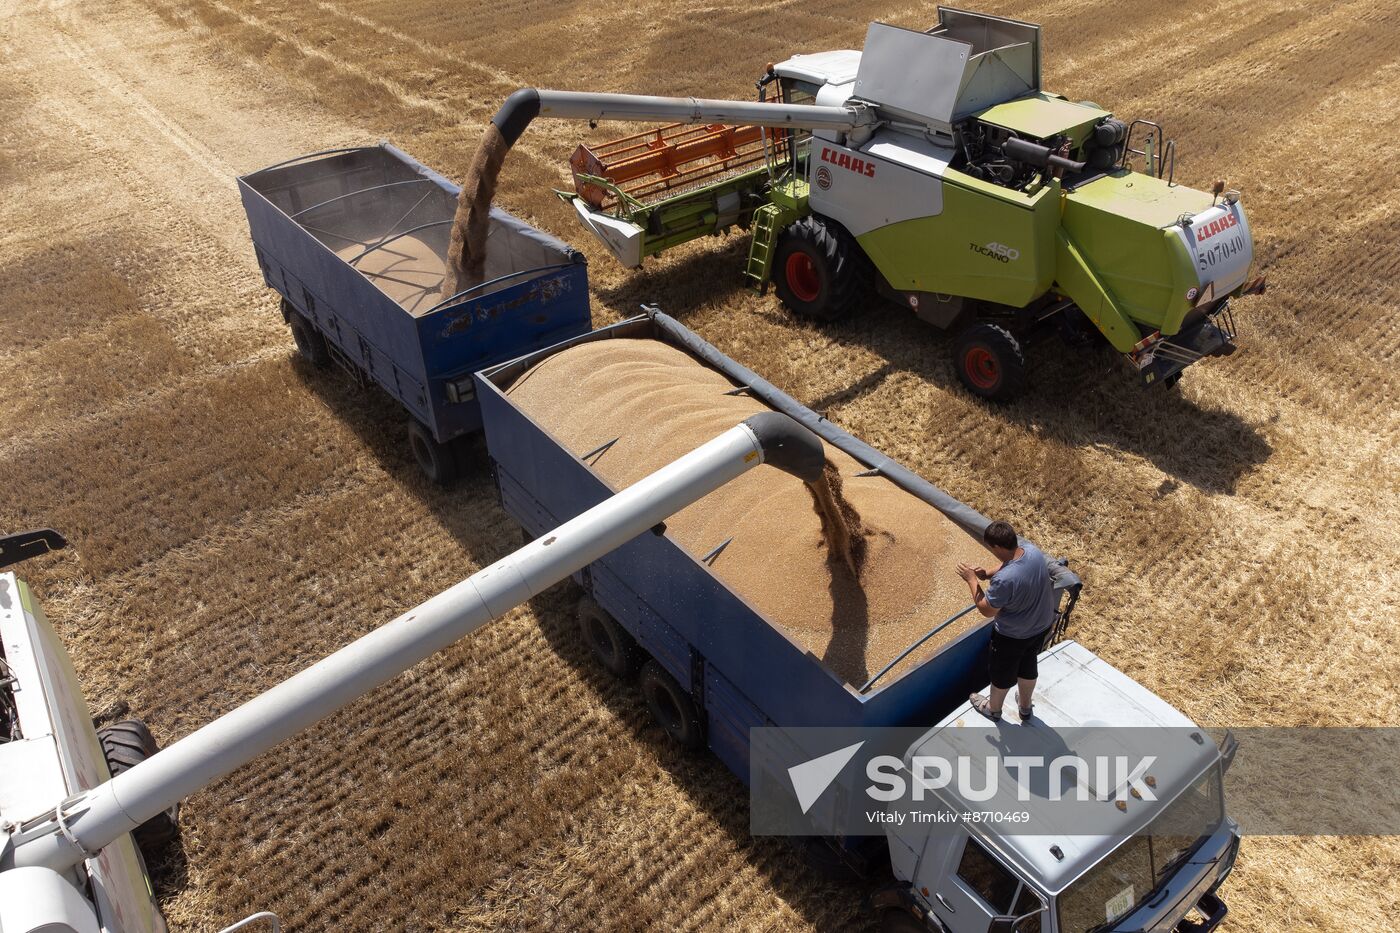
top-left (1198, 234), bottom-right (1246, 271)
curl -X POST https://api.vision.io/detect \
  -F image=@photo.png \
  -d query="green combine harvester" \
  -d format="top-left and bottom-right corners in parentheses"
top-left (508, 8), bottom-right (1266, 399)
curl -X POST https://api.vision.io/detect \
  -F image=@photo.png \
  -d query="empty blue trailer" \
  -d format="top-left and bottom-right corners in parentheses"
top-left (238, 143), bottom-right (591, 482)
top-left (475, 309), bottom-right (1080, 864)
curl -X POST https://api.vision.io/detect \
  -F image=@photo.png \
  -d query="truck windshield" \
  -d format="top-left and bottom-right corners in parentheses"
top-left (1057, 766), bottom-right (1223, 932)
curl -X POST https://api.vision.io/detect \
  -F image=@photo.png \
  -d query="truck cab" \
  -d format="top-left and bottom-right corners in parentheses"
top-left (875, 642), bottom-right (1240, 933)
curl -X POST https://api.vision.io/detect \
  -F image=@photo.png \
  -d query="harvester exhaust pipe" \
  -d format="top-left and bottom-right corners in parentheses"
top-left (8, 414), bottom-right (822, 872)
top-left (443, 88), bottom-right (871, 296)
top-left (1001, 136), bottom-right (1086, 175)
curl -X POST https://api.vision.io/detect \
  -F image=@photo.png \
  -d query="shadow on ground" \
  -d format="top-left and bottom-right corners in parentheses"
top-left (602, 246), bottom-right (1272, 494)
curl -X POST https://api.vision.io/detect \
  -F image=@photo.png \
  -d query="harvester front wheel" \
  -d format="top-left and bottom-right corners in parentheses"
top-left (639, 660), bottom-right (703, 751)
top-left (288, 314), bottom-right (330, 368)
top-left (773, 217), bottom-right (869, 322)
top-left (97, 719), bottom-right (180, 858)
top-left (953, 322), bottom-right (1026, 401)
top-left (408, 420), bottom-right (460, 485)
top-left (577, 596), bottom-right (641, 679)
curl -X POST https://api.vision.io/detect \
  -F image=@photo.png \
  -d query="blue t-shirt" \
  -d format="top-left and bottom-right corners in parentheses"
top-left (984, 541), bottom-right (1056, 639)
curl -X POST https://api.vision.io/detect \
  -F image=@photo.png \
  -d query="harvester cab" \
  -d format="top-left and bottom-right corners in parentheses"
top-left (546, 7), bottom-right (1266, 399)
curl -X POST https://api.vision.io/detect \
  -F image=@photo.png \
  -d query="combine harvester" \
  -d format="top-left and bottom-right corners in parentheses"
top-left (485, 8), bottom-right (1266, 398)
top-left (0, 313), bottom-right (1241, 933)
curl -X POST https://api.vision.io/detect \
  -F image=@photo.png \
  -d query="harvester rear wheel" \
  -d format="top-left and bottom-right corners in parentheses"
top-left (639, 660), bottom-right (703, 751)
top-left (576, 596), bottom-right (641, 679)
top-left (288, 314), bottom-right (330, 368)
top-left (97, 719), bottom-right (180, 857)
top-left (407, 419), bottom-right (460, 485)
top-left (953, 322), bottom-right (1026, 401)
top-left (773, 216), bottom-right (870, 322)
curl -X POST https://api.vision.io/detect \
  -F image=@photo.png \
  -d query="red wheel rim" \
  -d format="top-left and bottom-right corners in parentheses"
top-left (785, 252), bottom-right (821, 303)
top-left (963, 346), bottom-right (1000, 390)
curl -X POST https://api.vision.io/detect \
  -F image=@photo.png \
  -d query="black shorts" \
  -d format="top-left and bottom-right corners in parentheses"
top-left (988, 628), bottom-right (1049, 689)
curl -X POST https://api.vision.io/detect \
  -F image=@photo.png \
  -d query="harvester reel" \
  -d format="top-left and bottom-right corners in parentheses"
top-left (772, 217), bottom-right (871, 322)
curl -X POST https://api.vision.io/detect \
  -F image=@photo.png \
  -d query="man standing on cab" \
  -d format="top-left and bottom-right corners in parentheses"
top-left (955, 520), bottom-right (1056, 724)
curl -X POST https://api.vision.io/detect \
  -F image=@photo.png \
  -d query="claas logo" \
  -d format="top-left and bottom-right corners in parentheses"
top-left (820, 146), bottom-right (875, 178)
top-left (1195, 212), bottom-right (1239, 243)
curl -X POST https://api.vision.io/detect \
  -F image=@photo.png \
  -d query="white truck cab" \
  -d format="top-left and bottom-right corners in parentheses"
top-left (874, 642), bottom-right (1240, 933)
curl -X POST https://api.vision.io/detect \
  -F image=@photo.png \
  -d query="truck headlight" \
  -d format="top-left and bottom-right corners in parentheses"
top-left (1217, 832), bottom-right (1241, 885)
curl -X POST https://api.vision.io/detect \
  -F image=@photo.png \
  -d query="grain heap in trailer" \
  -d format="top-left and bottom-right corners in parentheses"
top-left (453, 7), bottom-right (1265, 399)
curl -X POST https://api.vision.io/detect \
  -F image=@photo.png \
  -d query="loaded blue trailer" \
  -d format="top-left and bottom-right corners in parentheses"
top-left (237, 143), bottom-right (591, 482)
top-left (475, 309), bottom-right (1080, 863)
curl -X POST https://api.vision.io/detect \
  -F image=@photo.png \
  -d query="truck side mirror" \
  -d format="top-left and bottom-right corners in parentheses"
top-left (1218, 728), bottom-right (1239, 773)
top-left (0, 528), bottom-right (68, 570)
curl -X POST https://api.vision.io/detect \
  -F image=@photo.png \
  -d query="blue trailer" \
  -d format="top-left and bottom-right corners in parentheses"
top-left (475, 309), bottom-right (1081, 866)
top-left (237, 143), bottom-right (591, 482)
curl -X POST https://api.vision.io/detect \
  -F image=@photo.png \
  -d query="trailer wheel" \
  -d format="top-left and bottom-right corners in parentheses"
top-left (953, 322), bottom-right (1026, 401)
top-left (576, 596), bottom-right (641, 679)
top-left (639, 660), bottom-right (703, 751)
top-left (97, 719), bottom-right (180, 857)
top-left (288, 313), bottom-right (330, 368)
top-left (772, 216), bottom-right (870, 322)
top-left (407, 420), bottom-right (460, 485)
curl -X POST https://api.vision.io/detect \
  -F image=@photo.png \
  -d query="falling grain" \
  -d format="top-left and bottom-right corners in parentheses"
top-left (807, 460), bottom-right (868, 578)
top-left (443, 123), bottom-right (509, 298)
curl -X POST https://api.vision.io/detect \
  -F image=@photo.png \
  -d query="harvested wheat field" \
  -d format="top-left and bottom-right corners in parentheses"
top-left (1, 0), bottom-right (1397, 930)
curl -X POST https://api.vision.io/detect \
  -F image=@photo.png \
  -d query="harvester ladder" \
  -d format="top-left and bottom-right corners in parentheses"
top-left (744, 203), bottom-right (784, 293)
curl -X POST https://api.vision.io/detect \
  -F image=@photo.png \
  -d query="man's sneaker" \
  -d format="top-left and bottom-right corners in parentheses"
top-left (969, 693), bottom-right (1002, 722)
top-left (1019, 702), bottom-right (1034, 723)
